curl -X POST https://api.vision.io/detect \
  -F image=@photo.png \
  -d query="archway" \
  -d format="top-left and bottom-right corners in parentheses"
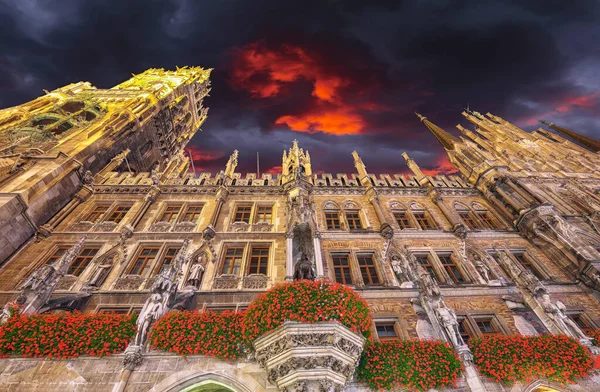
top-left (178, 380), bottom-right (236, 392)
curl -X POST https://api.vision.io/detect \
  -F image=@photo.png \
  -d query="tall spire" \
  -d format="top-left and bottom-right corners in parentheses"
top-left (416, 112), bottom-right (460, 150)
top-left (540, 120), bottom-right (600, 152)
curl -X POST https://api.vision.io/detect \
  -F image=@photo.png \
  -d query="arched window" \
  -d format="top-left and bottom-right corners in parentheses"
top-left (454, 202), bottom-right (478, 230)
top-left (324, 201), bottom-right (341, 230)
top-left (410, 202), bottom-right (437, 230)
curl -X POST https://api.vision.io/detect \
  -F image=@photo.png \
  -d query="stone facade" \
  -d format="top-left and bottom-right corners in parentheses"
top-left (1, 70), bottom-right (600, 391)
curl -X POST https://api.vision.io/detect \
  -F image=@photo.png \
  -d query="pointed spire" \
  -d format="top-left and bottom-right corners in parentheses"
top-left (416, 112), bottom-right (459, 150)
top-left (351, 151), bottom-right (368, 178)
top-left (401, 152), bottom-right (427, 184)
top-left (540, 120), bottom-right (600, 152)
top-left (225, 150), bottom-right (239, 177)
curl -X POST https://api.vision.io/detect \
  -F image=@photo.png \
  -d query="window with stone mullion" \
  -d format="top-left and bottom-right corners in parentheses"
top-left (332, 253), bottom-right (353, 285)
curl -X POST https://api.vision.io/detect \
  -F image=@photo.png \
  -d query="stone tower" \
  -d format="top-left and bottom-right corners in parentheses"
top-left (0, 67), bottom-right (211, 262)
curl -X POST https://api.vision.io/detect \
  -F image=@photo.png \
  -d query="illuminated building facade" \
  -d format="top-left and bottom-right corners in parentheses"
top-left (1, 68), bottom-right (600, 391)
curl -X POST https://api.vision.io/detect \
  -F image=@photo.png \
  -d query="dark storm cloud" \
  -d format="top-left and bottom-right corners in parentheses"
top-left (0, 0), bottom-right (598, 175)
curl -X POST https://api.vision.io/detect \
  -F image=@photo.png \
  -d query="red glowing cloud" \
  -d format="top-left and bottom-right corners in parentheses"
top-left (230, 41), bottom-right (378, 135)
top-left (186, 146), bottom-right (225, 172)
top-left (421, 156), bottom-right (457, 176)
top-left (519, 91), bottom-right (599, 126)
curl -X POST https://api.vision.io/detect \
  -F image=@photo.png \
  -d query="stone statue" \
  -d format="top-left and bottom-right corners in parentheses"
top-left (86, 258), bottom-right (113, 289)
top-left (150, 167), bottom-right (160, 186)
top-left (293, 253), bottom-right (315, 281)
top-left (473, 254), bottom-right (491, 283)
top-left (82, 170), bottom-right (94, 186)
top-left (390, 254), bottom-right (408, 283)
top-left (134, 293), bottom-right (165, 347)
top-left (541, 294), bottom-right (589, 340)
top-left (435, 303), bottom-right (463, 347)
top-left (186, 257), bottom-right (205, 289)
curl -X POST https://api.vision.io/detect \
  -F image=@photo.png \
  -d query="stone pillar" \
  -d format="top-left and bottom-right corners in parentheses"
top-left (131, 185), bottom-right (160, 229)
top-left (430, 190), bottom-right (463, 230)
top-left (504, 177), bottom-right (537, 206)
top-left (210, 189), bottom-right (227, 227)
top-left (286, 234), bottom-right (294, 281)
top-left (313, 234), bottom-right (324, 278)
top-left (37, 185), bottom-right (94, 239)
top-left (494, 184), bottom-right (525, 212)
top-left (482, 188), bottom-right (515, 224)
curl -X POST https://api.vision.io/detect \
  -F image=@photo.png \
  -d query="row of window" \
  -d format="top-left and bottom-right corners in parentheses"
top-left (40, 241), bottom-right (546, 290)
top-left (375, 312), bottom-right (596, 343)
top-left (80, 200), bottom-right (501, 233)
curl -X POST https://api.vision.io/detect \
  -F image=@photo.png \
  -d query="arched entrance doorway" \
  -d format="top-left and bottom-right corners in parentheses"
top-left (178, 380), bottom-right (236, 392)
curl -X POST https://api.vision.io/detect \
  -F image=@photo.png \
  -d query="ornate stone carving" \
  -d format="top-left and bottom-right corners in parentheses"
top-left (252, 222), bottom-right (273, 232)
top-left (254, 322), bottom-right (365, 392)
top-left (114, 275), bottom-right (144, 290)
top-left (93, 221), bottom-right (118, 232)
top-left (172, 221), bottom-right (197, 232)
top-left (213, 275), bottom-right (240, 290)
top-left (185, 257), bottom-right (205, 289)
top-left (69, 221), bottom-right (94, 232)
top-left (228, 221), bottom-right (249, 232)
top-left (55, 275), bottom-right (77, 291)
top-left (540, 294), bottom-right (592, 343)
top-left (148, 221), bottom-right (172, 232)
top-left (18, 238), bottom-right (87, 315)
top-left (243, 274), bottom-right (269, 289)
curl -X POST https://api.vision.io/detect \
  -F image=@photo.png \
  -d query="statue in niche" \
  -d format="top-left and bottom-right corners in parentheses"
top-left (472, 253), bottom-right (491, 283)
top-left (86, 257), bottom-right (114, 289)
top-left (293, 253), bottom-right (315, 281)
top-left (390, 253), bottom-right (408, 283)
top-left (186, 256), bottom-right (205, 289)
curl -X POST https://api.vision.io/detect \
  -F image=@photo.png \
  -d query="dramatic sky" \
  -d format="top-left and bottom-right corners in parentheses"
top-left (1, 0), bottom-right (599, 176)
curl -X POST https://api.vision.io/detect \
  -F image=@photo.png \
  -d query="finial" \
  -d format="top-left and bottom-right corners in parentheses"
top-left (415, 112), bottom-right (426, 122)
top-left (539, 119), bottom-right (553, 127)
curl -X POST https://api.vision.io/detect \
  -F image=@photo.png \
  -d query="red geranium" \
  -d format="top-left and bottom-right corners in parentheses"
top-left (0, 312), bottom-right (136, 359)
top-left (242, 280), bottom-right (372, 343)
top-left (470, 334), bottom-right (593, 385)
top-left (357, 340), bottom-right (462, 391)
top-left (149, 310), bottom-right (245, 361)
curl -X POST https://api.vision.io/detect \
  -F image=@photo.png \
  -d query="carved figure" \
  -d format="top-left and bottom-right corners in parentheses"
top-left (134, 293), bottom-right (165, 346)
top-left (541, 294), bottom-right (589, 340)
top-left (293, 253), bottom-right (315, 281)
top-left (390, 254), bottom-right (408, 282)
top-left (186, 257), bottom-right (205, 288)
top-left (435, 304), bottom-right (463, 347)
top-left (473, 254), bottom-right (491, 283)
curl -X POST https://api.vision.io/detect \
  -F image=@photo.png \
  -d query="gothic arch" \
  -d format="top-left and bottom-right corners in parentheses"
top-left (522, 379), bottom-right (565, 392)
top-left (322, 200), bottom-right (340, 210)
top-left (342, 199), bottom-right (361, 210)
top-left (149, 368), bottom-right (264, 392)
top-left (453, 201), bottom-right (471, 211)
top-left (409, 201), bottom-right (425, 211)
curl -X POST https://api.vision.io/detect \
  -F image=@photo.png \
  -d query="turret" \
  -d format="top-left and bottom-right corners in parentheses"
top-left (540, 120), bottom-right (600, 153)
top-left (416, 112), bottom-right (459, 150)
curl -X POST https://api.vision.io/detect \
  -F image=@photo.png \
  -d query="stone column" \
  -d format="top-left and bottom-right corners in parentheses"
top-left (429, 190), bottom-right (463, 230)
top-left (131, 185), bottom-right (160, 229)
top-left (493, 184), bottom-right (525, 212)
top-left (37, 185), bottom-right (94, 239)
top-left (210, 189), bottom-right (227, 227)
top-left (313, 233), bottom-right (324, 278)
top-left (504, 177), bottom-right (537, 206)
top-left (286, 234), bottom-right (294, 281)
top-left (482, 188), bottom-right (515, 224)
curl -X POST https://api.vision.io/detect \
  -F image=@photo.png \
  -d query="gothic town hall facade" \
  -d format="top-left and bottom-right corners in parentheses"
top-left (1, 67), bottom-right (600, 392)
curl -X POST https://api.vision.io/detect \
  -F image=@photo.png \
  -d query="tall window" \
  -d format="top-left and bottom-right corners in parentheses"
top-left (345, 210), bottom-right (363, 230)
top-left (458, 319), bottom-right (472, 344)
top-left (513, 252), bottom-right (544, 280)
top-left (332, 253), bottom-right (352, 285)
top-left (255, 206), bottom-right (273, 224)
top-left (86, 205), bottom-right (109, 223)
top-left (375, 321), bottom-right (399, 341)
top-left (325, 210), bottom-right (341, 229)
top-left (568, 314), bottom-right (594, 335)
top-left (160, 205), bottom-right (182, 223)
top-left (181, 205), bottom-right (203, 223)
top-left (438, 254), bottom-right (467, 284)
top-left (154, 247), bottom-right (180, 274)
top-left (234, 206), bottom-right (252, 223)
top-left (129, 247), bottom-right (159, 276)
top-left (67, 247), bottom-right (100, 276)
top-left (106, 205), bottom-right (130, 224)
top-left (413, 211), bottom-right (436, 230)
top-left (221, 247), bottom-right (244, 275)
top-left (393, 211), bottom-right (412, 229)
top-left (458, 211), bottom-right (478, 230)
top-left (416, 255), bottom-right (439, 281)
top-left (477, 211), bottom-right (497, 230)
top-left (247, 247), bottom-right (269, 275)
top-left (45, 247), bottom-right (69, 264)
top-left (357, 254), bottom-right (380, 285)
